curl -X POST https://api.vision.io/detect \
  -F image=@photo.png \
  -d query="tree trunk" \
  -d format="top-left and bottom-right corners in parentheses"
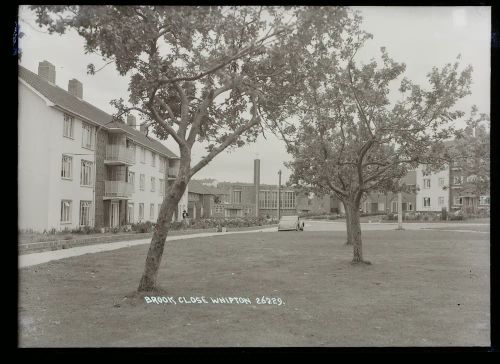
top-left (137, 176), bottom-right (188, 292)
top-left (347, 201), bottom-right (371, 265)
top-left (343, 200), bottom-right (352, 245)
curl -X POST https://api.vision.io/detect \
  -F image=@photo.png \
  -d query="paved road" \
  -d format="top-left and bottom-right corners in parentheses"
top-left (19, 220), bottom-right (488, 268)
top-left (303, 220), bottom-right (490, 232)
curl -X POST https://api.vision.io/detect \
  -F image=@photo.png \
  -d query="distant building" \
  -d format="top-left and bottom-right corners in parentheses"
top-left (359, 170), bottom-right (417, 214)
top-left (296, 193), bottom-right (340, 215)
top-left (209, 159), bottom-right (298, 218)
top-left (187, 180), bottom-right (225, 219)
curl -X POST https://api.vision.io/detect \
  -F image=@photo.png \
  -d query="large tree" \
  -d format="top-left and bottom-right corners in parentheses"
top-left (448, 108), bottom-right (490, 213)
top-left (31, 5), bottom-right (362, 290)
top-left (280, 41), bottom-right (475, 264)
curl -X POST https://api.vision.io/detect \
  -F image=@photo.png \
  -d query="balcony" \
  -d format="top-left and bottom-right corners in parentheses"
top-left (105, 144), bottom-right (135, 165)
top-left (104, 180), bottom-right (134, 199)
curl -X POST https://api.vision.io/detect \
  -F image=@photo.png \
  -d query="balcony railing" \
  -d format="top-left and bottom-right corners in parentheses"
top-left (104, 180), bottom-right (134, 199)
top-left (105, 144), bottom-right (135, 165)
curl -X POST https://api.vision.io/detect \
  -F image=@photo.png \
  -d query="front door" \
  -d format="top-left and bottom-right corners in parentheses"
top-left (110, 201), bottom-right (120, 228)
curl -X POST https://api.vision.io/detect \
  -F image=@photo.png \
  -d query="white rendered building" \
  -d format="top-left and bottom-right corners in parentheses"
top-left (18, 61), bottom-right (188, 232)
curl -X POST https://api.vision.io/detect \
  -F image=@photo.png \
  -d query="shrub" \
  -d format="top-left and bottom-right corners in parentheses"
top-left (131, 221), bottom-right (155, 233)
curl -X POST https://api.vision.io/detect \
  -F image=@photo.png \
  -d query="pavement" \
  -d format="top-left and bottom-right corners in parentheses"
top-left (19, 220), bottom-right (488, 268)
top-left (19, 226), bottom-right (277, 268)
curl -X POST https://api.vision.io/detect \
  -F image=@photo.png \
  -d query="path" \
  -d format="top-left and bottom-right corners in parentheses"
top-left (19, 226), bottom-right (277, 268)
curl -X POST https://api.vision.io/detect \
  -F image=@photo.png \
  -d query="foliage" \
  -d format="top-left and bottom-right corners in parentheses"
top-left (278, 19), bottom-right (477, 261)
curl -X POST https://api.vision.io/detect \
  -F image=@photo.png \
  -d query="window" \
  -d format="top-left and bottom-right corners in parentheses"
top-left (479, 196), bottom-right (490, 205)
top-left (391, 201), bottom-right (398, 212)
top-left (126, 139), bottom-right (136, 164)
top-left (232, 190), bottom-right (242, 204)
top-left (150, 203), bottom-right (155, 220)
top-left (128, 172), bottom-right (135, 189)
top-left (215, 204), bottom-right (224, 213)
top-left (453, 196), bottom-right (462, 206)
top-left (438, 196), bottom-right (445, 206)
top-left (140, 174), bottom-right (145, 191)
top-left (160, 157), bottom-right (166, 173)
top-left (423, 178), bottom-right (431, 189)
top-left (127, 203), bottom-right (134, 224)
top-left (81, 122), bottom-right (95, 149)
top-left (63, 114), bottom-right (74, 138)
top-left (151, 177), bottom-right (156, 192)
top-left (259, 190), bottom-right (278, 209)
top-left (80, 160), bottom-right (93, 186)
top-left (159, 179), bottom-right (165, 196)
top-left (439, 178), bottom-right (445, 187)
top-left (141, 147), bottom-right (146, 163)
top-left (423, 197), bottom-right (431, 207)
top-left (61, 200), bottom-right (72, 223)
top-left (138, 203), bottom-right (144, 220)
top-left (158, 204), bottom-right (162, 215)
top-left (453, 176), bottom-right (463, 185)
top-left (407, 202), bottom-right (413, 211)
top-left (79, 201), bottom-right (92, 226)
top-left (151, 153), bottom-right (156, 167)
top-left (61, 154), bottom-right (73, 179)
top-left (281, 191), bottom-right (296, 209)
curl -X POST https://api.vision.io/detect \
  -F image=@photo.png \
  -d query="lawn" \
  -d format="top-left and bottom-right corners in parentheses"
top-left (18, 229), bottom-right (489, 347)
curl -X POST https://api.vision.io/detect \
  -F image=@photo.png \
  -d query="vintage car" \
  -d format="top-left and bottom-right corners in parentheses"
top-left (278, 215), bottom-right (304, 231)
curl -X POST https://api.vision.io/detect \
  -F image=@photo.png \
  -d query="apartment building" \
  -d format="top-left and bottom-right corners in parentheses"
top-left (415, 164), bottom-right (450, 212)
top-left (18, 61), bottom-right (188, 232)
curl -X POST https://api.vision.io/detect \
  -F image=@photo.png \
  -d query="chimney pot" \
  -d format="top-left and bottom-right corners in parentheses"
top-left (127, 115), bottom-right (136, 127)
top-left (68, 78), bottom-right (83, 99)
top-left (38, 60), bottom-right (56, 84)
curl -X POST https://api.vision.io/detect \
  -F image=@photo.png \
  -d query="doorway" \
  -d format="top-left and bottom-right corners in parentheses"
top-left (110, 201), bottom-right (120, 228)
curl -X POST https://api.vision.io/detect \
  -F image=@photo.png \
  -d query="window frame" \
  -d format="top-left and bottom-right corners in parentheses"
top-left (138, 203), bottom-right (144, 220)
top-left (80, 160), bottom-right (93, 187)
top-left (61, 200), bottom-right (72, 224)
top-left (63, 113), bottom-right (74, 139)
top-left (139, 174), bottom-right (145, 191)
top-left (79, 200), bottom-right (92, 226)
top-left (81, 122), bottom-right (95, 150)
top-left (127, 203), bottom-right (134, 224)
top-left (61, 154), bottom-right (73, 180)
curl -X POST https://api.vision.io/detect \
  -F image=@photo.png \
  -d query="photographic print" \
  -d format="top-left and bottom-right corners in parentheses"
top-left (17, 5), bottom-right (490, 348)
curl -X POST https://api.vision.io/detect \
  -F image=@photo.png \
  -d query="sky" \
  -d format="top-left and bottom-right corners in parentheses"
top-left (18, 6), bottom-right (490, 185)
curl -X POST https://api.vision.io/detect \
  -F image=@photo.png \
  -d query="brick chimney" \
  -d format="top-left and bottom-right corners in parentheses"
top-left (254, 159), bottom-right (260, 217)
top-left (139, 122), bottom-right (148, 134)
top-left (38, 60), bottom-right (56, 84)
top-left (68, 79), bottom-right (83, 99)
top-left (127, 115), bottom-right (136, 127)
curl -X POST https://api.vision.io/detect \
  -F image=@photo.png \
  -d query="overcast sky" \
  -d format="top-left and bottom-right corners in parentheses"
top-left (18, 6), bottom-right (490, 185)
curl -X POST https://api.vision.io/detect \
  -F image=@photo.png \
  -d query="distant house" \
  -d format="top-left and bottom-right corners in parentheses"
top-left (359, 170), bottom-right (417, 214)
top-left (187, 180), bottom-right (225, 219)
top-left (296, 193), bottom-right (340, 215)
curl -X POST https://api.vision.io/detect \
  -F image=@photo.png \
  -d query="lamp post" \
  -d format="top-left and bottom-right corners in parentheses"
top-left (397, 191), bottom-right (404, 230)
top-left (278, 169), bottom-right (282, 221)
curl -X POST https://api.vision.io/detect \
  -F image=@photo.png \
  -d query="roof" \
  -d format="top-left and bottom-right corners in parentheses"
top-left (19, 65), bottom-right (178, 159)
top-left (187, 180), bottom-right (226, 195)
top-left (188, 180), bottom-right (212, 195)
